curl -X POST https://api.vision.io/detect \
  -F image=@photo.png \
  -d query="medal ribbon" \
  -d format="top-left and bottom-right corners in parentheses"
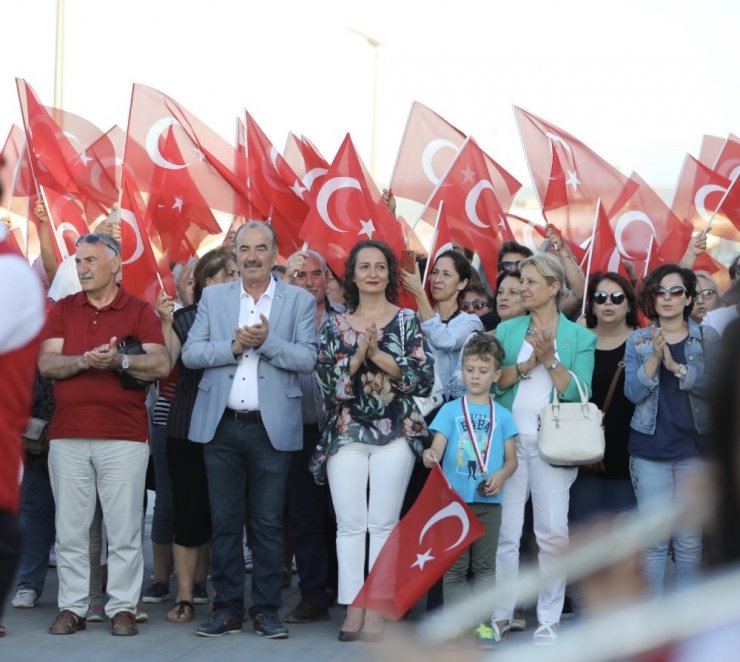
top-left (462, 395), bottom-right (495, 475)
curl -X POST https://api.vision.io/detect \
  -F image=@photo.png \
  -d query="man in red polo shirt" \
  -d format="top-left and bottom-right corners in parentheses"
top-left (39, 232), bottom-right (170, 637)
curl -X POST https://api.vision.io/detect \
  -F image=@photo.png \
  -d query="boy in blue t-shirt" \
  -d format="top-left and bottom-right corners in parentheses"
top-left (423, 332), bottom-right (518, 649)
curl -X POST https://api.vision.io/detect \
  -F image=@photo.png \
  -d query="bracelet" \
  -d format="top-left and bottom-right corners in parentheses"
top-left (516, 363), bottom-right (531, 381)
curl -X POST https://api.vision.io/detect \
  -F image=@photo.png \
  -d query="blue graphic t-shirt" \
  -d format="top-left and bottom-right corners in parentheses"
top-left (430, 398), bottom-right (518, 504)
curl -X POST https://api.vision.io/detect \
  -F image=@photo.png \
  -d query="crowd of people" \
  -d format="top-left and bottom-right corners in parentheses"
top-left (2, 196), bottom-right (740, 653)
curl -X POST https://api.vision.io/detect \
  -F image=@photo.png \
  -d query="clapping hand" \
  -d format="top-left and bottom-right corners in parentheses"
top-left (528, 327), bottom-right (556, 366)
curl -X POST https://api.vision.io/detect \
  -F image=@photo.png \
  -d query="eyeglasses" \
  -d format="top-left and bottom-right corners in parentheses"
top-left (592, 291), bottom-right (626, 305)
top-left (696, 288), bottom-right (717, 300)
top-left (499, 260), bottom-right (520, 272)
top-left (75, 233), bottom-right (121, 256)
top-left (461, 299), bottom-right (489, 312)
top-left (654, 285), bottom-right (687, 299)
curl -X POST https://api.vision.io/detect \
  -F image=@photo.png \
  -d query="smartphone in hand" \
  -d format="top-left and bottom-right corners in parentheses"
top-left (401, 249), bottom-right (416, 274)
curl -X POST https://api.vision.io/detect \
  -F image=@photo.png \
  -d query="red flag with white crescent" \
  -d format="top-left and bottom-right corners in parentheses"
top-left (351, 463), bottom-right (484, 620)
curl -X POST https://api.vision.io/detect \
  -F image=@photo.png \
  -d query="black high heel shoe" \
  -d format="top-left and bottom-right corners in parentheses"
top-left (338, 628), bottom-right (362, 642)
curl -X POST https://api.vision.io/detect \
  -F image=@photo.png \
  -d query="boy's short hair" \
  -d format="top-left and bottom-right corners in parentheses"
top-left (461, 331), bottom-right (504, 369)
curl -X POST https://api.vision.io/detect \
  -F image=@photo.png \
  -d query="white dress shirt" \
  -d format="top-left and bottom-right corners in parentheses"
top-left (226, 276), bottom-right (276, 411)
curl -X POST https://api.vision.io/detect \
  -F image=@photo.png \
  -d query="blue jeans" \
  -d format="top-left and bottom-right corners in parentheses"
top-left (16, 463), bottom-right (56, 596)
top-left (569, 473), bottom-right (636, 526)
top-left (629, 456), bottom-right (705, 597)
top-left (150, 424), bottom-right (174, 544)
top-left (204, 416), bottom-right (290, 620)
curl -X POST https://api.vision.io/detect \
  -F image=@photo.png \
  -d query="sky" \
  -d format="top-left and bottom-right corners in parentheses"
top-left (2, 0), bottom-right (739, 204)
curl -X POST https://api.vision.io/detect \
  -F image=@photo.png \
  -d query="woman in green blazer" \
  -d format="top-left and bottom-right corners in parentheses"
top-left (491, 253), bottom-right (596, 646)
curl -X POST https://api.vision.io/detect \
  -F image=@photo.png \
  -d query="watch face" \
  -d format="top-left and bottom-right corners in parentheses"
top-left (122, 356), bottom-right (130, 370)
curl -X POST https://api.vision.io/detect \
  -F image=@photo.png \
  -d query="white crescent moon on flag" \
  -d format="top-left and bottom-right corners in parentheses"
top-left (716, 158), bottom-right (740, 181)
top-left (145, 118), bottom-right (189, 170)
top-left (54, 221), bottom-right (82, 259)
top-left (90, 156), bottom-right (124, 193)
top-left (421, 138), bottom-right (459, 186)
top-left (303, 167), bottom-right (328, 190)
top-left (614, 211), bottom-right (656, 259)
top-left (464, 180), bottom-right (495, 228)
top-left (316, 177), bottom-right (361, 233)
top-left (545, 132), bottom-right (574, 159)
top-left (118, 207), bottom-right (145, 264)
top-left (695, 184), bottom-right (726, 222)
top-left (419, 502), bottom-right (470, 551)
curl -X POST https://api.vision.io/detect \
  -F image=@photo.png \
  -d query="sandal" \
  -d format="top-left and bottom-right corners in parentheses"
top-left (533, 622), bottom-right (558, 646)
top-left (492, 620), bottom-right (510, 642)
top-left (167, 600), bottom-right (194, 624)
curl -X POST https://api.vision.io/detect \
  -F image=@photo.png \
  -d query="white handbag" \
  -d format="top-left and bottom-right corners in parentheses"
top-left (398, 310), bottom-right (444, 417)
top-left (538, 370), bottom-right (605, 466)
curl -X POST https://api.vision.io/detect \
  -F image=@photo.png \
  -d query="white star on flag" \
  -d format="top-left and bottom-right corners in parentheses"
top-left (566, 169), bottom-right (580, 190)
top-left (460, 165), bottom-right (475, 183)
top-left (172, 196), bottom-right (184, 211)
top-left (358, 218), bottom-right (376, 239)
top-left (290, 179), bottom-right (307, 199)
top-left (411, 549), bottom-right (435, 570)
top-left (79, 151), bottom-right (93, 166)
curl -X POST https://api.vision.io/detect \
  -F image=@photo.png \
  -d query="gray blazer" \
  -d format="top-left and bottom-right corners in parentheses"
top-left (181, 276), bottom-right (318, 450)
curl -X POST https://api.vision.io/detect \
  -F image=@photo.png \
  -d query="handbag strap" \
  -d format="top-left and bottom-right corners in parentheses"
top-left (601, 360), bottom-right (625, 415)
top-left (552, 370), bottom-right (588, 405)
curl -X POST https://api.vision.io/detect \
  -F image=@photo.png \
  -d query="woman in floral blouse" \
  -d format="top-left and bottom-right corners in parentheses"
top-left (311, 240), bottom-right (434, 642)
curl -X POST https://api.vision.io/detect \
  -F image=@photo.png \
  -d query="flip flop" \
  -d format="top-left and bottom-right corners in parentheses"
top-left (167, 600), bottom-right (194, 623)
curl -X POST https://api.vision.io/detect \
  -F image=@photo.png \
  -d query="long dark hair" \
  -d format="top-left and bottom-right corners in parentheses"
top-left (638, 264), bottom-right (696, 321)
top-left (585, 272), bottom-right (639, 329)
top-left (193, 249), bottom-right (234, 303)
top-left (343, 240), bottom-right (398, 311)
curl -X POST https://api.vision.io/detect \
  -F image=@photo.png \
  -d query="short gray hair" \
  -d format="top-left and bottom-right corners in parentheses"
top-left (519, 252), bottom-right (568, 302)
top-left (235, 220), bottom-right (278, 252)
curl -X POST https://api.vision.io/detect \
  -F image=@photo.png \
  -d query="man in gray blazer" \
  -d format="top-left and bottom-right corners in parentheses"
top-left (182, 221), bottom-right (317, 639)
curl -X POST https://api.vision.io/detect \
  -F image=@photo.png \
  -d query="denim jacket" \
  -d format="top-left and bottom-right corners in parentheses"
top-left (623, 319), bottom-right (719, 435)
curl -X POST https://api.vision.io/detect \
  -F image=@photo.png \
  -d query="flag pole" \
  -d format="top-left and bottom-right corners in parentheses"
top-left (643, 234), bottom-right (655, 278)
top-left (422, 200), bottom-right (443, 287)
top-left (53, 0), bottom-right (65, 109)
top-left (580, 199), bottom-right (600, 318)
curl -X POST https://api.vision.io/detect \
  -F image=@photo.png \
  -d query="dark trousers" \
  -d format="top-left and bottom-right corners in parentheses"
top-left (204, 416), bottom-right (290, 620)
top-left (16, 462), bottom-right (55, 596)
top-left (287, 424), bottom-right (337, 607)
top-left (0, 510), bottom-right (23, 622)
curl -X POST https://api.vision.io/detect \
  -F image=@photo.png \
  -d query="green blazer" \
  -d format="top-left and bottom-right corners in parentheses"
top-left (493, 312), bottom-right (596, 411)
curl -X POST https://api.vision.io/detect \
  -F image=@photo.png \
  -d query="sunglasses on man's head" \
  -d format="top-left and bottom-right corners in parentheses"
top-left (75, 233), bottom-right (121, 256)
top-left (461, 299), bottom-right (489, 312)
top-left (592, 291), bottom-right (626, 305)
top-left (654, 285), bottom-right (687, 299)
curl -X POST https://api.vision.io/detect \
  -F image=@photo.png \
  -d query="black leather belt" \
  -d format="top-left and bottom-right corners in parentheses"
top-left (224, 408), bottom-right (262, 423)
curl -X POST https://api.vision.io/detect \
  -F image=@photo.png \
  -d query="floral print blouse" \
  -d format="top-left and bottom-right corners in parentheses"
top-left (309, 308), bottom-right (435, 483)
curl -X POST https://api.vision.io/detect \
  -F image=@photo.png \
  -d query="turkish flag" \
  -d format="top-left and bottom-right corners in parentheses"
top-left (422, 137), bottom-right (506, 284)
top-left (352, 464), bottom-right (484, 620)
top-left (709, 133), bottom-right (740, 181)
top-left (610, 173), bottom-right (693, 273)
top-left (671, 155), bottom-right (740, 241)
top-left (504, 212), bottom-right (548, 253)
top-left (515, 106), bottom-right (638, 246)
top-left (1, 125), bottom-right (37, 205)
top-left (585, 201), bottom-right (629, 278)
top-left (39, 186), bottom-right (92, 262)
top-left (125, 83), bottom-right (247, 216)
top-left (283, 132), bottom-right (329, 196)
top-left (120, 171), bottom-right (175, 307)
top-left (299, 133), bottom-right (406, 281)
top-left (245, 112), bottom-right (309, 253)
top-left (698, 134), bottom-right (728, 171)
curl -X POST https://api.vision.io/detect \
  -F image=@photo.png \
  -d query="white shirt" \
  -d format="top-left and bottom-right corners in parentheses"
top-left (511, 339), bottom-right (560, 437)
top-left (702, 305), bottom-right (739, 337)
top-left (226, 276), bottom-right (276, 411)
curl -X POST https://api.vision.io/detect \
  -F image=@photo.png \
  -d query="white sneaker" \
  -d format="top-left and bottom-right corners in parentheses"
top-left (12, 588), bottom-right (39, 609)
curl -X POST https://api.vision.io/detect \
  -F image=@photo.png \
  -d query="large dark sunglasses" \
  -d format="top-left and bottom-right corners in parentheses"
top-left (461, 299), bottom-right (489, 312)
top-left (499, 260), bottom-right (520, 272)
top-left (592, 291), bottom-right (626, 305)
top-left (75, 233), bottom-right (121, 256)
top-left (654, 285), bottom-right (687, 299)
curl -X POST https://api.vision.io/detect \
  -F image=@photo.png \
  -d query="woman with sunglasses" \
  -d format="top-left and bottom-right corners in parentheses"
top-left (690, 271), bottom-right (719, 324)
top-left (570, 273), bottom-right (639, 528)
top-left (624, 264), bottom-right (720, 597)
top-left (402, 250), bottom-right (483, 406)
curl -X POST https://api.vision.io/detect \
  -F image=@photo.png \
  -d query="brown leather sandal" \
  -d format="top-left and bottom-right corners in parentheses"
top-left (167, 600), bottom-right (194, 623)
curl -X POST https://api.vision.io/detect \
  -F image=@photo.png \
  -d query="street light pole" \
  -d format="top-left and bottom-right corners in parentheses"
top-left (54, 0), bottom-right (65, 108)
top-left (347, 28), bottom-right (381, 179)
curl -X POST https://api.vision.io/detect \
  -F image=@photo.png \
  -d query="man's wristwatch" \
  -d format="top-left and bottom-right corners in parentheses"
top-left (545, 360), bottom-right (559, 371)
top-left (121, 355), bottom-right (130, 371)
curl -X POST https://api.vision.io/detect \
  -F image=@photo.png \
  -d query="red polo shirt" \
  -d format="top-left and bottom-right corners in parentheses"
top-left (44, 287), bottom-right (164, 442)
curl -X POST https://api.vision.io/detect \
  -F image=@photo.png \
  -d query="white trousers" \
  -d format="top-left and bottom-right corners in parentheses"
top-left (327, 438), bottom-right (415, 605)
top-left (493, 434), bottom-right (577, 625)
top-left (48, 438), bottom-right (149, 618)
